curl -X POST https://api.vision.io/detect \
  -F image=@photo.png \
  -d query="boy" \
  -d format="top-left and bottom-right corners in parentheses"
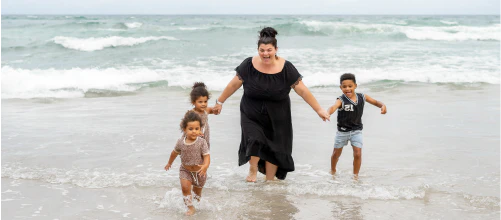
top-left (327, 73), bottom-right (387, 179)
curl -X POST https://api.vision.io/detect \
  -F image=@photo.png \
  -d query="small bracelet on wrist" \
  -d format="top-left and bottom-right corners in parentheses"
top-left (216, 99), bottom-right (224, 105)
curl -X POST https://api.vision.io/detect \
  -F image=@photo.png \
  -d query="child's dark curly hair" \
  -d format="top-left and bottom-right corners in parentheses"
top-left (190, 82), bottom-right (211, 103)
top-left (180, 110), bottom-right (204, 131)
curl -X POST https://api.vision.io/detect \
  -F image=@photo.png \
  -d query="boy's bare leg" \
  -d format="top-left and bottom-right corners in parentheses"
top-left (265, 161), bottom-right (278, 181)
top-left (331, 148), bottom-right (344, 175)
top-left (352, 146), bottom-right (362, 179)
top-left (181, 179), bottom-right (196, 216)
top-left (246, 156), bottom-right (259, 182)
top-left (192, 187), bottom-right (203, 202)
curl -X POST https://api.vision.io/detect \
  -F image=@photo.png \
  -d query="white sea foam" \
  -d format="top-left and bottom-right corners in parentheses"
top-left (299, 20), bottom-right (500, 41)
top-left (440, 20), bottom-right (459, 25)
top-left (403, 26), bottom-right (500, 41)
top-left (2, 60), bottom-right (499, 99)
top-left (300, 67), bottom-right (500, 87)
top-left (1, 66), bottom-right (164, 99)
top-left (1, 164), bottom-right (176, 188)
top-left (52, 36), bottom-right (178, 52)
top-left (0, 163), bottom-right (427, 201)
top-left (124, 22), bottom-right (142, 29)
top-left (300, 21), bottom-right (398, 34)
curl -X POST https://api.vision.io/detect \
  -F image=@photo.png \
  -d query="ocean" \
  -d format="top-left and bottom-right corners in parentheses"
top-left (1, 15), bottom-right (500, 219)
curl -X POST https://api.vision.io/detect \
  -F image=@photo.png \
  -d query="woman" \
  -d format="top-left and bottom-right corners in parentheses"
top-left (212, 27), bottom-right (330, 181)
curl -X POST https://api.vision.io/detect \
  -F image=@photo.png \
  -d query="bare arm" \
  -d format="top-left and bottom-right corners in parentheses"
top-left (198, 154), bottom-right (211, 177)
top-left (205, 106), bottom-right (214, 114)
top-left (212, 75), bottom-right (243, 115)
top-left (327, 99), bottom-right (343, 115)
top-left (364, 94), bottom-right (387, 114)
top-left (293, 80), bottom-right (330, 121)
top-left (164, 150), bottom-right (179, 171)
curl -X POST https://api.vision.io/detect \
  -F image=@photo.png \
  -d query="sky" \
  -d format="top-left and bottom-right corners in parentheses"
top-left (2, 0), bottom-right (500, 15)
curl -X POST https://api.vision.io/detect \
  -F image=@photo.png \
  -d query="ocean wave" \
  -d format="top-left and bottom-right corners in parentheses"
top-left (301, 69), bottom-right (500, 87)
top-left (48, 21), bottom-right (106, 29)
top-left (2, 62), bottom-right (499, 99)
top-left (1, 66), bottom-right (166, 99)
top-left (299, 21), bottom-right (381, 34)
top-left (403, 26), bottom-right (500, 41)
top-left (295, 20), bottom-right (500, 41)
top-left (179, 27), bottom-right (210, 31)
top-left (112, 22), bottom-right (145, 30)
top-left (440, 20), bottom-right (459, 25)
top-left (124, 22), bottom-right (143, 29)
top-left (52, 36), bottom-right (178, 51)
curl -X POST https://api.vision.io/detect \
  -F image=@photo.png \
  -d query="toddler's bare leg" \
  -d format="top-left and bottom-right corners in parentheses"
top-left (192, 187), bottom-right (203, 202)
top-left (181, 179), bottom-right (196, 216)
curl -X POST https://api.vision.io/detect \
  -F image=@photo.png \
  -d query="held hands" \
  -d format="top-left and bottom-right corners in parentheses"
top-left (164, 163), bottom-right (172, 171)
top-left (317, 108), bottom-right (330, 121)
top-left (197, 165), bottom-right (209, 177)
top-left (212, 103), bottom-right (222, 115)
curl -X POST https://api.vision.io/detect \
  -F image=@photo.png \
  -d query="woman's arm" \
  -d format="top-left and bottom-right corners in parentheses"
top-left (364, 94), bottom-right (387, 114)
top-left (212, 75), bottom-right (243, 115)
top-left (293, 81), bottom-right (330, 121)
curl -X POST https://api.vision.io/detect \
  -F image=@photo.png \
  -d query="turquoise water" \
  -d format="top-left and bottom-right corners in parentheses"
top-left (2, 15), bottom-right (500, 98)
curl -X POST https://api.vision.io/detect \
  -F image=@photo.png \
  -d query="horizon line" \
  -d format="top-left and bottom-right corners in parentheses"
top-left (2, 13), bottom-right (500, 16)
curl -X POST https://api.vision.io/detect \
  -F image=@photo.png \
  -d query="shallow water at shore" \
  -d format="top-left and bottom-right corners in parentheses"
top-left (2, 83), bottom-right (499, 219)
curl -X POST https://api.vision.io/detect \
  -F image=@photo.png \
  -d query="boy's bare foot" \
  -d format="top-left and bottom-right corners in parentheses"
top-left (246, 166), bottom-right (258, 182)
top-left (329, 169), bottom-right (336, 175)
top-left (352, 174), bottom-right (359, 181)
top-left (185, 206), bottom-right (196, 216)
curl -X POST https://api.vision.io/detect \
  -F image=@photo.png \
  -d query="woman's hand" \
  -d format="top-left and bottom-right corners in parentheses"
top-left (317, 108), bottom-right (330, 121)
top-left (212, 103), bottom-right (223, 115)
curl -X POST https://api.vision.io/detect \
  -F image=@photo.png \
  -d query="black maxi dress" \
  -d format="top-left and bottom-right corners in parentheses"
top-left (235, 57), bottom-right (303, 180)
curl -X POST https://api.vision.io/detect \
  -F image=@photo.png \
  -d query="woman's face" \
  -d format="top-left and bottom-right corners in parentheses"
top-left (258, 44), bottom-right (277, 64)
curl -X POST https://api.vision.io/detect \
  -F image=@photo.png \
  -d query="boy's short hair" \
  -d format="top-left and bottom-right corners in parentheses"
top-left (340, 73), bottom-right (356, 84)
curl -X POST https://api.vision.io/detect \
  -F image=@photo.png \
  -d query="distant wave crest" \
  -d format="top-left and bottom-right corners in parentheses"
top-left (403, 26), bottom-right (500, 41)
top-left (124, 22), bottom-right (143, 29)
top-left (52, 36), bottom-right (178, 51)
top-left (296, 20), bottom-right (500, 41)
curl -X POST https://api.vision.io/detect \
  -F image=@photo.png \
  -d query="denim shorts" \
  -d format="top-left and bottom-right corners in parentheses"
top-left (334, 130), bottom-right (363, 149)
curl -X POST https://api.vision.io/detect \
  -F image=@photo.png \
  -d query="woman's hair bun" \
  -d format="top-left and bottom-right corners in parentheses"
top-left (259, 27), bottom-right (278, 38)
